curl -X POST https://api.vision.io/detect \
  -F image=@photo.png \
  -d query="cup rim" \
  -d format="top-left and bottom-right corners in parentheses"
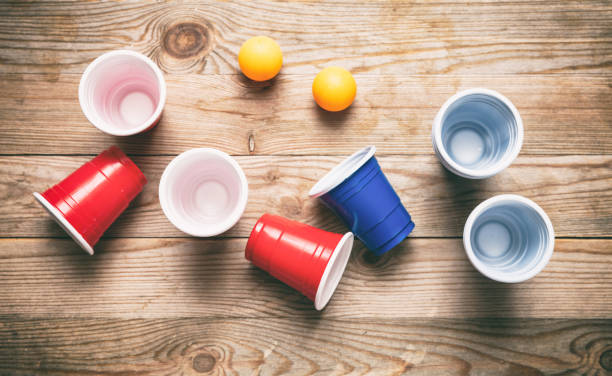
top-left (432, 88), bottom-right (524, 179)
top-left (158, 148), bottom-right (249, 237)
top-left (463, 194), bottom-right (555, 283)
top-left (33, 192), bottom-right (95, 255)
top-left (314, 231), bottom-right (354, 310)
top-left (309, 145), bottom-right (376, 197)
top-left (78, 49), bottom-right (167, 137)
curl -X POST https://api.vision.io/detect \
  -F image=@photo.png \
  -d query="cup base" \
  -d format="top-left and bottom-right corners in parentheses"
top-left (448, 125), bottom-right (487, 166)
top-left (371, 220), bottom-right (415, 256)
top-left (33, 192), bottom-right (94, 255)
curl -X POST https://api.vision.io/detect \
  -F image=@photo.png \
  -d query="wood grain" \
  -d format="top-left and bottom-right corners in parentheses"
top-left (1, 1), bottom-right (611, 373)
top-left (0, 238), bottom-right (609, 319)
top-left (0, 1), bottom-right (610, 76)
top-left (3, 154), bottom-right (610, 238)
top-left (0, 317), bottom-right (610, 375)
top-left (0, 74), bottom-right (610, 155)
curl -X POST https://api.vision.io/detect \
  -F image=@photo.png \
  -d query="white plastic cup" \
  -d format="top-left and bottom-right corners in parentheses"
top-left (79, 50), bottom-right (166, 136)
top-left (432, 88), bottom-right (523, 179)
top-left (463, 194), bottom-right (554, 283)
top-left (159, 148), bottom-right (248, 237)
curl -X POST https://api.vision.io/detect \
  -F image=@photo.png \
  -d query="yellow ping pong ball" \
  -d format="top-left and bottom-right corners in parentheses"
top-left (238, 36), bottom-right (283, 81)
top-left (312, 66), bottom-right (356, 112)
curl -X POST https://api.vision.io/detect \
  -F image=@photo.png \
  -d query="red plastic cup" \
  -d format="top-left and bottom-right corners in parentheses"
top-left (33, 146), bottom-right (147, 255)
top-left (245, 214), bottom-right (354, 310)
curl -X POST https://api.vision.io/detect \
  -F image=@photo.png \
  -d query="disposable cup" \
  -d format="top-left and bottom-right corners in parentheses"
top-left (33, 146), bottom-right (147, 255)
top-left (79, 50), bottom-right (166, 136)
top-left (432, 88), bottom-right (523, 179)
top-left (159, 148), bottom-right (248, 237)
top-left (309, 146), bottom-right (414, 256)
top-left (463, 194), bottom-right (555, 283)
top-left (245, 214), bottom-right (354, 310)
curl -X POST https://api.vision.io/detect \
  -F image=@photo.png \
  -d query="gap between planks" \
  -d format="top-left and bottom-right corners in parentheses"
top-left (0, 238), bottom-right (610, 319)
top-left (3, 154), bottom-right (610, 238)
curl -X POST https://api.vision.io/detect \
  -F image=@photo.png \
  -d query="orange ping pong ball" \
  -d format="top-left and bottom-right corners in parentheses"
top-left (238, 36), bottom-right (283, 81)
top-left (312, 66), bottom-right (356, 112)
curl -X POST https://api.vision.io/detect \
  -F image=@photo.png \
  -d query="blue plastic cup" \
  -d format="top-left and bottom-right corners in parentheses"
top-left (432, 88), bottom-right (524, 179)
top-left (309, 146), bottom-right (414, 255)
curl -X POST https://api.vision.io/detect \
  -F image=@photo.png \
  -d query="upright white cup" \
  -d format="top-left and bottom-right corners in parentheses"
top-left (79, 50), bottom-right (166, 136)
top-left (432, 88), bottom-right (523, 179)
top-left (463, 195), bottom-right (554, 283)
top-left (159, 148), bottom-right (248, 237)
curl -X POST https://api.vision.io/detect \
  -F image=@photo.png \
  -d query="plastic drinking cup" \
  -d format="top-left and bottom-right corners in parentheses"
top-left (245, 214), bottom-right (354, 310)
top-left (33, 146), bottom-right (147, 255)
top-left (79, 50), bottom-right (166, 136)
top-left (159, 148), bottom-right (248, 237)
top-left (463, 194), bottom-right (555, 283)
top-left (432, 88), bottom-right (523, 179)
top-left (309, 146), bottom-right (414, 256)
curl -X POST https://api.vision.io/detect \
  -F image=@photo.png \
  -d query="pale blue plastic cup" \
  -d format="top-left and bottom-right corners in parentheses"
top-left (432, 88), bottom-right (524, 179)
top-left (463, 195), bottom-right (554, 283)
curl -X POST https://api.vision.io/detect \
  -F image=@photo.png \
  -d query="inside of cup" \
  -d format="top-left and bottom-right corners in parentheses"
top-left (440, 94), bottom-right (519, 171)
top-left (315, 232), bottom-right (354, 310)
top-left (163, 153), bottom-right (245, 235)
top-left (309, 146), bottom-right (375, 197)
top-left (83, 54), bottom-right (161, 132)
top-left (469, 200), bottom-right (551, 276)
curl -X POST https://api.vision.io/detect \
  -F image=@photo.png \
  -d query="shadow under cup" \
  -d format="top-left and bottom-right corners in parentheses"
top-left (464, 195), bottom-right (554, 283)
top-left (433, 89), bottom-right (523, 179)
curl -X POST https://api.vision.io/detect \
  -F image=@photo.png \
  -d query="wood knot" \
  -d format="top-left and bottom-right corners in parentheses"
top-left (163, 22), bottom-right (210, 59)
top-left (193, 353), bottom-right (216, 373)
top-left (600, 350), bottom-right (612, 371)
top-left (154, 17), bottom-right (216, 74)
top-left (265, 169), bottom-right (280, 183)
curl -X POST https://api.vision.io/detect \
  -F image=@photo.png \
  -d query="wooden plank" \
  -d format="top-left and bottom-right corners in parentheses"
top-left (0, 317), bottom-right (610, 375)
top-left (1, 1), bottom-right (610, 374)
top-left (0, 1), bottom-right (610, 75)
top-left (1, 74), bottom-right (610, 155)
top-left (3, 154), bottom-right (610, 238)
top-left (0, 238), bottom-right (609, 319)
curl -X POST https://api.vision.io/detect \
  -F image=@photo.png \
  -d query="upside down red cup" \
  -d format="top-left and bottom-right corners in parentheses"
top-left (245, 214), bottom-right (354, 310)
top-left (33, 146), bottom-right (147, 255)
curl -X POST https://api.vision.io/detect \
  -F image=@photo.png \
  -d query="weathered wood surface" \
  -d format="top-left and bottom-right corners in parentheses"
top-left (1, 317), bottom-right (611, 375)
top-left (0, 238), bottom-right (609, 319)
top-left (3, 154), bottom-right (610, 238)
top-left (1, 74), bottom-right (610, 155)
top-left (1, 0), bottom-right (611, 374)
top-left (1, 1), bottom-right (611, 76)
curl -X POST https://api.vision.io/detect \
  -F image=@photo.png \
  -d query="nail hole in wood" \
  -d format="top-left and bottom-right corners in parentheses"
top-left (248, 132), bottom-right (255, 153)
